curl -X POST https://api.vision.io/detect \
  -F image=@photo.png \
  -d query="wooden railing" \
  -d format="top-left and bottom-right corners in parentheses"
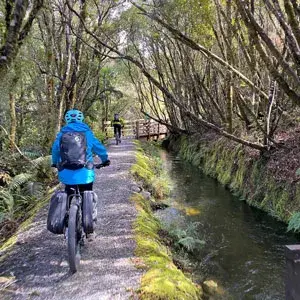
top-left (103, 119), bottom-right (168, 140)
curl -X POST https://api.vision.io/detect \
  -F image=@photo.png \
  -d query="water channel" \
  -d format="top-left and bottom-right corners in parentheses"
top-left (157, 151), bottom-right (299, 299)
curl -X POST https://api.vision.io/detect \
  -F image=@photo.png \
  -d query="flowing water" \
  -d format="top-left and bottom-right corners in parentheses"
top-left (157, 151), bottom-right (299, 299)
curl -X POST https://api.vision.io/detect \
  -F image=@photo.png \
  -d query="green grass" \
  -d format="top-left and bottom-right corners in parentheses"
top-left (131, 142), bottom-right (170, 200)
top-left (131, 193), bottom-right (202, 300)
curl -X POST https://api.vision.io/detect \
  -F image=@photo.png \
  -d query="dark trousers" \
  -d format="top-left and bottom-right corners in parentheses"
top-left (113, 124), bottom-right (122, 137)
top-left (65, 183), bottom-right (93, 201)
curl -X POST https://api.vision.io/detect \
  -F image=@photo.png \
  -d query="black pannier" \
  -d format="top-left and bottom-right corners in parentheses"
top-left (47, 191), bottom-right (67, 234)
top-left (82, 191), bottom-right (98, 234)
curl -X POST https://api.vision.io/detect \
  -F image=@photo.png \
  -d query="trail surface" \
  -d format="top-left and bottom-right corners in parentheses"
top-left (0, 139), bottom-right (142, 300)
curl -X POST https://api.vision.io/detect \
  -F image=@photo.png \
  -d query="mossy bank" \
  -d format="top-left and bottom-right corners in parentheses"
top-left (166, 133), bottom-right (300, 227)
top-left (131, 142), bottom-right (203, 299)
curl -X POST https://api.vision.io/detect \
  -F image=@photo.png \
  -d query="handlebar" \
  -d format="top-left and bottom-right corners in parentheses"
top-left (51, 162), bottom-right (110, 169)
top-left (94, 163), bottom-right (106, 169)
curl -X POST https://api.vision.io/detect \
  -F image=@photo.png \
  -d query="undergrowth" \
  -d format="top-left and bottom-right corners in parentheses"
top-left (0, 153), bottom-right (57, 245)
top-left (161, 220), bottom-right (206, 253)
top-left (288, 212), bottom-right (300, 232)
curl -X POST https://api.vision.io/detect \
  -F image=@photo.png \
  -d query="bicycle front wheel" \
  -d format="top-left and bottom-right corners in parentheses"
top-left (68, 204), bottom-right (81, 273)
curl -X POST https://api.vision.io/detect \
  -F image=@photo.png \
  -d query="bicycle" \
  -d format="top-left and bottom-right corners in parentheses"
top-left (65, 163), bottom-right (105, 273)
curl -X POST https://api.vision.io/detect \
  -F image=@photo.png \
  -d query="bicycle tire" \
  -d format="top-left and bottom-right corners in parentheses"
top-left (82, 191), bottom-right (94, 234)
top-left (68, 203), bottom-right (81, 273)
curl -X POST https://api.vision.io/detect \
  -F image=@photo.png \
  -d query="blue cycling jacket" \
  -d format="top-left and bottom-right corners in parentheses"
top-left (51, 122), bottom-right (108, 185)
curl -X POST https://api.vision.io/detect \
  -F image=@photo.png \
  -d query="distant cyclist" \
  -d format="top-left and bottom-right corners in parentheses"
top-left (111, 113), bottom-right (124, 142)
top-left (51, 109), bottom-right (110, 235)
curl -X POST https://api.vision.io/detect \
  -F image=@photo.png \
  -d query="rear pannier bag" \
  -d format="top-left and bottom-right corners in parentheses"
top-left (60, 131), bottom-right (87, 170)
top-left (82, 191), bottom-right (98, 234)
top-left (47, 191), bottom-right (67, 234)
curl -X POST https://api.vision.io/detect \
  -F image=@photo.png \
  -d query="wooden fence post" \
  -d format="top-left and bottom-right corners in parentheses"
top-left (102, 118), bottom-right (108, 138)
top-left (147, 120), bottom-right (150, 141)
top-left (285, 245), bottom-right (300, 299)
top-left (136, 120), bottom-right (140, 139)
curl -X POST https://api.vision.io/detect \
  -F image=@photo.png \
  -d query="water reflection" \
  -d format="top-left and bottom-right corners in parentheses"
top-left (157, 151), bottom-right (299, 299)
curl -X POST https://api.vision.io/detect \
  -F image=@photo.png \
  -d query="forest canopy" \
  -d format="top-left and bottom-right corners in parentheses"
top-left (1, 0), bottom-right (300, 153)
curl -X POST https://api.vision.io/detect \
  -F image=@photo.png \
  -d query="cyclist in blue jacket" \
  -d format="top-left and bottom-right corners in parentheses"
top-left (51, 109), bottom-right (110, 220)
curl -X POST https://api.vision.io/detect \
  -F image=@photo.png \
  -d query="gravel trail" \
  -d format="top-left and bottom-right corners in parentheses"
top-left (0, 138), bottom-right (143, 300)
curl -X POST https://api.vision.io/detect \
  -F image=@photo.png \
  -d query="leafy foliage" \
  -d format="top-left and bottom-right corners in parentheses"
top-left (0, 154), bottom-right (55, 242)
top-left (288, 212), bottom-right (300, 233)
top-left (162, 220), bottom-right (206, 253)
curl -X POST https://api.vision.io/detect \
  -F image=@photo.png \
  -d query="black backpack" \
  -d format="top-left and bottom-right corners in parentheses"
top-left (60, 132), bottom-right (87, 170)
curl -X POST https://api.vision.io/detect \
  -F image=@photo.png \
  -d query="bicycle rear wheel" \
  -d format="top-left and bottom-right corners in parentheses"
top-left (68, 204), bottom-right (81, 273)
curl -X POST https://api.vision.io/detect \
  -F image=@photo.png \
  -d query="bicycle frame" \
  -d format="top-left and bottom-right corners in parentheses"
top-left (51, 163), bottom-right (106, 273)
top-left (67, 187), bottom-right (82, 210)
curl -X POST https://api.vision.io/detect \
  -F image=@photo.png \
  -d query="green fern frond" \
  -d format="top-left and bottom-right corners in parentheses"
top-left (0, 212), bottom-right (7, 223)
top-left (13, 195), bottom-right (38, 216)
top-left (178, 236), bottom-right (196, 251)
top-left (14, 194), bottom-right (33, 203)
top-left (11, 151), bottom-right (41, 160)
top-left (178, 236), bottom-right (205, 251)
top-left (23, 182), bottom-right (45, 197)
top-left (0, 189), bottom-right (14, 214)
top-left (8, 173), bottom-right (33, 191)
top-left (288, 212), bottom-right (300, 232)
top-left (30, 155), bottom-right (51, 170)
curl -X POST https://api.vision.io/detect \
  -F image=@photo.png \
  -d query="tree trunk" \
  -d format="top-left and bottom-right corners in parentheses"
top-left (9, 92), bottom-right (16, 151)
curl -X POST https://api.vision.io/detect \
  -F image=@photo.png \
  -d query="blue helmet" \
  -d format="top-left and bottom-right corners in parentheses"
top-left (65, 109), bottom-right (84, 123)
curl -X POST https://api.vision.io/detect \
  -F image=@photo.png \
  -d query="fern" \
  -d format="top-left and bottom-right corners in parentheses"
top-left (0, 189), bottom-right (15, 216)
top-left (8, 173), bottom-right (33, 192)
top-left (0, 153), bottom-right (53, 229)
top-left (178, 236), bottom-right (206, 252)
top-left (0, 212), bottom-right (6, 223)
top-left (24, 182), bottom-right (44, 197)
top-left (162, 220), bottom-right (206, 253)
top-left (30, 155), bottom-right (51, 170)
top-left (288, 212), bottom-right (300, 232)
top-left (30, 155), bottom-right (54, 182)
top-left (11, 151), bottom-right (41, 160)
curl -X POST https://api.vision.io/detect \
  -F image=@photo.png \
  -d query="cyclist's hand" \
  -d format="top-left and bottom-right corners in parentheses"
top-left (102, 159), bottom-right (110, 167)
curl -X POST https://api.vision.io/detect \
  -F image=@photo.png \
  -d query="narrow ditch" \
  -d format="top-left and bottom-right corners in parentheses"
top-left (156, 150), bottom-right (299, 299)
